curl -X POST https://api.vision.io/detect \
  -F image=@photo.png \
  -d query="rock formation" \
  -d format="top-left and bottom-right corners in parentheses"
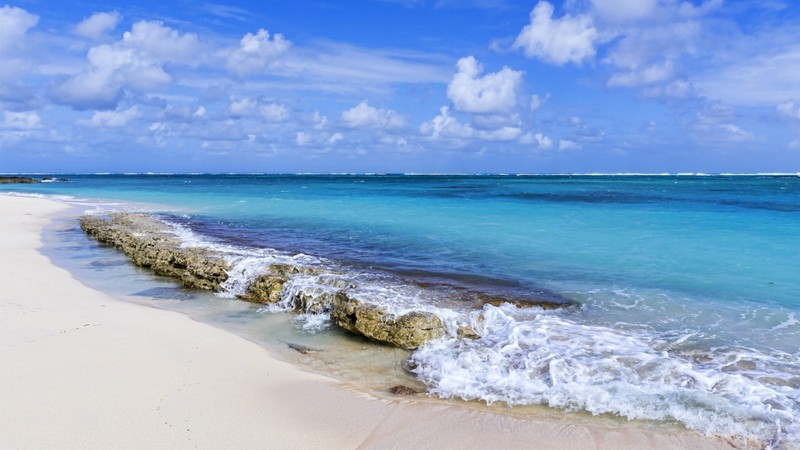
top-left (80, 214), bottom-right (230, 291)
top-left (330, 292), bottom-right (446, 350)
top-left (80, 212), bottom-right (576, 351)
top-left (0, 176), bottom-right (40, 184)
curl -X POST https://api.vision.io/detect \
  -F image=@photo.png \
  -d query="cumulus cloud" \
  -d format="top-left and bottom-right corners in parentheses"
top-left (420, 106), bottom-right (521, 142)
top-left (227, 97), bottom-right (257, 117)
top-left (558, 139), bottom-right (581, 150)
top-left (1, 111), bottom-right (41, 129)
top-left (54, 44), bottom-right (171, 109)
top-left (260, 103), bottom-right (289, 122)
top-left (74, 11), bottom-right (121, 40)
top-left (53, 21), bottom-right (204, 110)
top-left (446, 56), bottom-right (522, 114)
top-left (341, 101), bottom-right (405, 129)
top-left (227, 29), bottom-right (290, 76)
top-left (122, 21), bottom-right (202, 66)
top-left (0, 5), bottom-right (38, 53)
top-left (521, 132), bottom-right (553, 149)
top-left (420, 106), bottom-right (474, 140)
top-left (513, 1), bottom-right (597, 65)
top-left (80, 106), bottom-right (141, 128)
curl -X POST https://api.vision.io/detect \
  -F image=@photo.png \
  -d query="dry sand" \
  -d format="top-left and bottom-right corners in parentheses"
top-left (0, 194), bottom-right (730, 449)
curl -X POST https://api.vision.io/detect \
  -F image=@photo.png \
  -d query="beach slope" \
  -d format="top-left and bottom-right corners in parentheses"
top-left (0, 195), bottom-right (728, 449)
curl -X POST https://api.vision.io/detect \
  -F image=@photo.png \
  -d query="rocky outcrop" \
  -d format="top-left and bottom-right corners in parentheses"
top-left (331, 292), bottom-right (446, 350)
top-left (0, 176), bottom-right (40, 184)
top-left (79, 213), bottom-right (577, 352)
top-left (80, 214), bottom-right (230, 291)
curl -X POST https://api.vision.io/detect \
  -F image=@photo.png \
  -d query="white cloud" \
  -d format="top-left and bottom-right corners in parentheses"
top-left (193, 106), bottom-right (206, 117)
top-left (81, 106), bottom-right (141, 128)
top-left (74, 11), bottom-right (121, 40)
top-left (718, 123), bottom-right (755, 142)
top-left (53, 21), bottom-right (204, 110)
top-left (227, 97), bottom-right (257, 117)
top-left (311, 111), bottom-right (328, 130)
top-left (2, 111), bottom-right (41, 129)
top-left (295, 131), bottom-right (311, 146)
top-left (513, 1), bottom-right (597, 65)
top-left (559, 139), bottom-right (581, 150)
top-left (420, 106), bottom-right (474, 140)
top-left (777, 100), bottom-right (800, 121)
top-left (520, 132), bottom-right (553, 149)
top-left (420, 106), bottom-right (521, 142)
top-left (479, 126), bottom-right (522, 141)
top-left (607, 59), bottom-right (674, 87)
top-left (227, 29), bottom-right (290, 76)
top-left (530, 94), bottom-right (549, 111)
top-left (692, 102), bottom-right (756, 142)
top-left (341, 101), bottom-right (405, 129)
top-left (122, 21), bottom-right (203, 66)
top-left (327, 132), bottom-right (344, 144)
top-left (446, 56), bottom-right (522, 114)
top-left (54, 44), bottom-right (171, 109)
top-left (260, 103), bottom-right (289, 122)
top-left (0, 6), bottom-right (38, 53)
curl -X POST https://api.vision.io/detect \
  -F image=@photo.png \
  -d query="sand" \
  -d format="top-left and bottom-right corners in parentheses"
top-left (0, 194), bottom-right (730, 449)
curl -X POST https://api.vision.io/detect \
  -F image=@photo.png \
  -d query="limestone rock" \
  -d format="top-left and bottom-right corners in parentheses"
top-left (80, 213), bottom-right (230, 291)
top-left (331, 292), bottom-right (445, 350)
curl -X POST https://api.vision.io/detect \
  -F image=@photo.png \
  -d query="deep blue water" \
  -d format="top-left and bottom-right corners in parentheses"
top-left (4, 174), bottom-right (800, 447)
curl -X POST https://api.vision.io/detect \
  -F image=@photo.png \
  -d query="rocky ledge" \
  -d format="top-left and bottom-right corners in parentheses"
top-left (0, 176), bottom-right (40, 184)
top-left (80, 213), bottom-right (574, 350)
top-left (80, 214), bottom-right (230, 290)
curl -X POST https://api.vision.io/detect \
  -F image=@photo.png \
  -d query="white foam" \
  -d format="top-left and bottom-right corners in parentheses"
top-left (410, 304), bottom-right (800, 448)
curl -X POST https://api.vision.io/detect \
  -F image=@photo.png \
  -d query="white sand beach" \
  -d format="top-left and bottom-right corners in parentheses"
top-left (0, 195), bottom-right (730, 449)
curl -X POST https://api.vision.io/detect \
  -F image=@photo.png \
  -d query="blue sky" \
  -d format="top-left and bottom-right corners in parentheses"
top-left (1, 0), bottom-right (799, 173)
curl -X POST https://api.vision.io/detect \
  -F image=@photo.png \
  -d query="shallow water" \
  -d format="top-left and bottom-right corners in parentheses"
top-left (7, 174), bottom-right (800, 448)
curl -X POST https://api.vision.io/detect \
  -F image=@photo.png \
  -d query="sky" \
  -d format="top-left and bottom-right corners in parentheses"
top-left (1, 0), bottom-right (799, 174)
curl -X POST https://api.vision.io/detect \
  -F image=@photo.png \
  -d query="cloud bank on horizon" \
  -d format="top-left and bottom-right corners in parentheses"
top-left (0, 0), bottom-right (798, 173)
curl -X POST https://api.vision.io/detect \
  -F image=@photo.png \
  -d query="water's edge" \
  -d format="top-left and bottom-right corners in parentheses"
top-left (39, 203), bottom-right (702, 436)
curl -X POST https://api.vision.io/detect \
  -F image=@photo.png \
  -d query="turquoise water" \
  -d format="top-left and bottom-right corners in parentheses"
top-left (4, 174), bottom-right (800, 447)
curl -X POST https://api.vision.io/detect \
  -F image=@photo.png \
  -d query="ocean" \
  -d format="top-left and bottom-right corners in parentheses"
top-left (4, 174), bottom-right (799, 448)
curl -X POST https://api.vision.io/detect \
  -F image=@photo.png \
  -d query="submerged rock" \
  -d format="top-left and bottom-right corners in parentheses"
top-left (388, 385), bottom-right (421, 396)
top-left (331, 292), bottom-right (446, 350)
top-left (80, 213), bottom-right (230, 291)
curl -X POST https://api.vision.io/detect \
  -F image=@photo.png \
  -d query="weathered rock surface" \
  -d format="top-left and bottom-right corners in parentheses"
top-left (80, 213), bottom-right (577, 352)
top-left (239, 263), bottom-right (322, 305)
top-left (0, 176), bottom-right (40, 184)
top-left (331, 292), bottom-right (446, 350)
top-left (80, 213), bottom-right (230, 291)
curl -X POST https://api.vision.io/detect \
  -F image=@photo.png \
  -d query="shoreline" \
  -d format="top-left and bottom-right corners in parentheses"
top-left (0, 194), bottom-right (729, 449)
